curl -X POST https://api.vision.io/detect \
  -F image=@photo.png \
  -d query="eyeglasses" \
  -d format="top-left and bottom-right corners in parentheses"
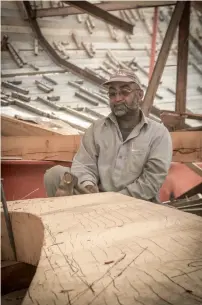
top-left (108, 88), bottom-right (135, 99)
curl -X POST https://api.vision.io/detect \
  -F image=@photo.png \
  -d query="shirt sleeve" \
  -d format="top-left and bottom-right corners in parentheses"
top-left (71, 123), bottom-right (99, 186)
top-left (120, 126), bottom-right (172, 201)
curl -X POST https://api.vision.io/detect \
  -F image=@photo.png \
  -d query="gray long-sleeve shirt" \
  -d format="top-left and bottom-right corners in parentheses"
top-left (71, 111), bottom-right (172, 202)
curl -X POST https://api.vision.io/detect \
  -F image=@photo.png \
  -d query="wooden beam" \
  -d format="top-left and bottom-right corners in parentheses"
top-left (63, 1), bottom-right (133, 34)
top-left (1, 193), bottom-right (202, 305)
top-left (1, 115), bottom-right (77, 136)
top-left (161, 110), bottom-right (202, 121)
top-left (172, 131), bottom-right (202, 162)
top-left (15, 0), bottom-right (28, 19)
top-left (2, 131), bottom-right (202, 162)
top-left (160, 112), bottom-right (183, 131)
top-left (142, 2), bottom-right (185, 116)
top-left (149, 7), bottom-right (158, 80)
top-left (175, 2), bottom-right (190, 129)
top-left (36, 1), bottom-right (176, 18)
top-left (2, 135), bottom-right (81, 161)
top-left (160, 111), bottom-right (201, 131)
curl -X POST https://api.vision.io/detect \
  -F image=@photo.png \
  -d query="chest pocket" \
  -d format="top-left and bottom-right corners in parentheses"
top-left (127, 143), bottom-right (148, 174)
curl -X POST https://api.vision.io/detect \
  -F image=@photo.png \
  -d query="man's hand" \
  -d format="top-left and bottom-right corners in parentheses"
top-left (55, 172), bottom-right (99, 197)
top-left (55, 172), bottom-right (78, 197)
top-left (55, 188), bottom-right (71, 197)
top-left (84, 185), bottom-right (99, 193)
top-left (74, 184), bottom-right (99, 195)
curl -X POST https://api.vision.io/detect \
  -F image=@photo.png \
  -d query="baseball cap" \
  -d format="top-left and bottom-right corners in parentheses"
top-left (103, 68), bottom-right (142, 90)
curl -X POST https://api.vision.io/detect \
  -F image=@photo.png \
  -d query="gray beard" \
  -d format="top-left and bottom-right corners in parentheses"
top-left (111, 103), bottom-right (128, 117)
top-left (111, 101), bottom-right (139, 117)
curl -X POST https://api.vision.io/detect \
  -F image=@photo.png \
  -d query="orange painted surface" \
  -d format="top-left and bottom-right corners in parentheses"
top-left (1, 161), bottom-right (202, 202)
top-left (159, 162), bottom-right (202, 202)
top-left (1, 160), bottom-right (71, 201)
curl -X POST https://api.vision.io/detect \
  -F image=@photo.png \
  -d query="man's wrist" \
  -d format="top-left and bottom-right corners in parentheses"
top-left (80, 181), bottom-right (95, 188)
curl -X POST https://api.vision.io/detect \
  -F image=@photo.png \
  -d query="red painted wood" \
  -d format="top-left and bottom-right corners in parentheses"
top-left (1, 160), bottom-right (201, 202)
top-left (1, 160), bottom-right (71, 201)
top-left (159, 162), bottom-right (202, 201)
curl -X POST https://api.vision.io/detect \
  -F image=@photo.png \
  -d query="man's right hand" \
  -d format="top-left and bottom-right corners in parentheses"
top-left (55, 172), bottom-right (78, 197)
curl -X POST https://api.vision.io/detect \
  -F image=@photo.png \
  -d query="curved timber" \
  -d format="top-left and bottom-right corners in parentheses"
top-left (1, 193), bottom-right (202, 305)
top-left (23, 1), bottom-right (104, 85)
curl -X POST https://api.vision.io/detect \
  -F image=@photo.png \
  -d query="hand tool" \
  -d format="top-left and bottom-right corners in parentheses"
top-left (1, 181), bottom-right (17, 260)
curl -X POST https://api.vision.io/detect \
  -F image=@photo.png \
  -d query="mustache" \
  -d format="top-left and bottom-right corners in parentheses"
top-left (113, 102), bottom-right (127, 108)
top-left (113, 100), bottom-right (139, 109)
top-left (112, 102), bottom-right (136, 111)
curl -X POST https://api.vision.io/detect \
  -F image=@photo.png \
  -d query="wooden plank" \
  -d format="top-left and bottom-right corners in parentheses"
top-left (172, 131), bottom-right (202, 162)
top-left (1, 115), bottom-right (75, 137)
top-left (1, 135), bottom-right (81, 161)
top-left (1, 81), bottom-right (29, 95)
top-left (1, 131), bottom-right (202, 162)
top-left (142, 2), bottom-right (185, 116)
top-left (161, 110), bottom-right (202, 121)
top-left (1, 68), bottom-right (65, 77)
top-left (1, 193), bottom-right (202, 305)
top-left (175, 2), bottom-right (190, 129)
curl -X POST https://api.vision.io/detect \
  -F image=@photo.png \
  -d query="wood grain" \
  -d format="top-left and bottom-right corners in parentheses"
top-left (2, 131), bottom-right (202, 162)
top-left (172, 131), bottom-right (202, 162)
top-left (1, 193), bottom-right (202, 305)
top-left (1, 115), bottom-right (77, 136)
top-left (2, 134), bottom-right (81, 161)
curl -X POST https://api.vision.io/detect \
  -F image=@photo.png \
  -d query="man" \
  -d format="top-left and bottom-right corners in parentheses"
top-left (44, 69), bottom-right (172, 202)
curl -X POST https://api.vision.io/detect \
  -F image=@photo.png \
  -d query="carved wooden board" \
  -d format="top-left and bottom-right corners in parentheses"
top-left (1, 193), bottom-right (202, 305)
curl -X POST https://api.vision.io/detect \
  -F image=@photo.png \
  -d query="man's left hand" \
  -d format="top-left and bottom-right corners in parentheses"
top-left (84, 185), bottom-right (99, 193)
top-left (74, 184), bottom-right (99, 194)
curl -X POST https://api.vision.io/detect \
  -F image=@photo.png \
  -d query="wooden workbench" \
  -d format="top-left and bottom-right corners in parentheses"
top-left (1, 193), bottom-right (202, 305)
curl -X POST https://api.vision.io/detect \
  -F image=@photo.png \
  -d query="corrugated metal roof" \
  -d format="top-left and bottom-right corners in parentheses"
top-left (1, 1), bottom-right (202, 131)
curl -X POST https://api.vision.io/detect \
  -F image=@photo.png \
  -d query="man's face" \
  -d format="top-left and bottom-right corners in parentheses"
top-left (108, 82), bottom-right (143, 117)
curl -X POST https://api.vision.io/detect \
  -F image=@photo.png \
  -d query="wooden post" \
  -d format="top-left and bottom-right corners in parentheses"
top-left (175, 1), bottom-right (190, 129)
top-left (142, 2), bottom-right (185, 116)
top-left (149, 7), bottom-right (158, 80)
